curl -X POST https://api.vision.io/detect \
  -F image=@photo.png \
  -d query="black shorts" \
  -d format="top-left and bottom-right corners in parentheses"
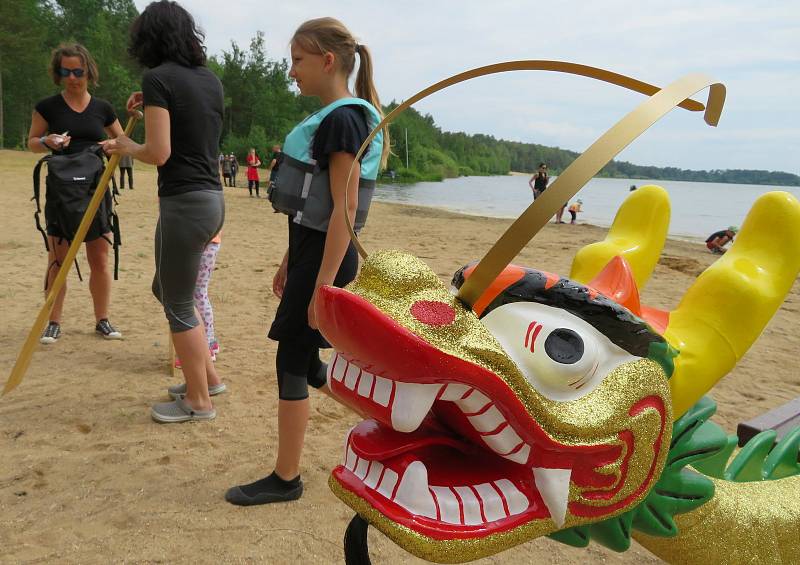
top-left (268, 216), bottom-right (358, 348)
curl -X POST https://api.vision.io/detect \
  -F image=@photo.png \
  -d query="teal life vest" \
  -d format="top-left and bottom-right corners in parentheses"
top-left (268, 97), bottom-right (383, 232)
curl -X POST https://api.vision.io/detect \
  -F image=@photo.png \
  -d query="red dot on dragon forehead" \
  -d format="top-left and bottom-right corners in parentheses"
top-left (410, 300), bottom-right (456, 327)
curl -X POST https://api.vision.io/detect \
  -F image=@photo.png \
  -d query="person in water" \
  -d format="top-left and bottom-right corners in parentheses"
top-left (705, 226), bottom-right (738, 254)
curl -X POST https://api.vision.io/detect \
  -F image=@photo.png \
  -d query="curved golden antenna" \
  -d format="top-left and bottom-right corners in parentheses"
top-left (345, 60), bottom-right (725, 305)
top-left (343, 60), bottom-right (722, 265)
top-left (458, 74), bottom-right (724, 306)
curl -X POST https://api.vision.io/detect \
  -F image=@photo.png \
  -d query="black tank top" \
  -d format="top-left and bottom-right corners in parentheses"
top-left (534, 172), bottom-right (548, 191)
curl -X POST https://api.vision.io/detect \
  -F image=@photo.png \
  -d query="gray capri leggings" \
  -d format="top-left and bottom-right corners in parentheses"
top-left (153, 189), bottom-right (225, 332)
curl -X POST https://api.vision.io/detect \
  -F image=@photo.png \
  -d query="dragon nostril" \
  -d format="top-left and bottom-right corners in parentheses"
top-left (410, 300), bottom-right (456, 327)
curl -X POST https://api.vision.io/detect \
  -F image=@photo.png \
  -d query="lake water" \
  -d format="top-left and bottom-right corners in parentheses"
top-left (374, 176), bottom-right (800, 240)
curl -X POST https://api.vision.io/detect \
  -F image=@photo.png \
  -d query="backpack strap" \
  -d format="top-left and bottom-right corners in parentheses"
top-left (73, 256), bottom-right (83, 283)
top-left (86, 144), bottom-right (122, 280)
top-left (101, 216), bottom-right (121, 281)
top-left (31, 155), bottom-right (51, 252)
top-left (112, 214), bottom-right (121, 281)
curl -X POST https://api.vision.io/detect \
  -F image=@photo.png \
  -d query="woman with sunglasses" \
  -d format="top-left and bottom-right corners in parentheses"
top-left (28, 43), bottom-right (125, 345)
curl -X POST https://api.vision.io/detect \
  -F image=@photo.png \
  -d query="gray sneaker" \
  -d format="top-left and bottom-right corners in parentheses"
top-left (151, 397), bottom-right (216, 423)
top-left (167, 382), bottom-right (227, 400)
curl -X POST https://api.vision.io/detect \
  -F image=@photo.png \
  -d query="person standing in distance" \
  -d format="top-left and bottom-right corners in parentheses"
top-left (529, 162), bottom-right (549, 199)
top-left (229, 153), bottom-right (239, 187)
top-left (119, 153), bottom-right (134, 189)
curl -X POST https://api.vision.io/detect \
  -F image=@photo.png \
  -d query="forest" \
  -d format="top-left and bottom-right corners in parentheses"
top-left (2, 0), bottom-right (797, 187)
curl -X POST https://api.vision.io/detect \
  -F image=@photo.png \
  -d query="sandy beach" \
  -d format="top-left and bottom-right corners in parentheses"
top-left (1, 148), bottom-right (798, 564)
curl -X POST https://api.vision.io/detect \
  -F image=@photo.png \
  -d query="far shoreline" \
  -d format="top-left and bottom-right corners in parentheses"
top-left (371, 200), bottom-right (708, 244)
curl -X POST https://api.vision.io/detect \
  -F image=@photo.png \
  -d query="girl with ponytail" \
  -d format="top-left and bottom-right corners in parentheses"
top-left (226, 17), bottom-right (388, 506)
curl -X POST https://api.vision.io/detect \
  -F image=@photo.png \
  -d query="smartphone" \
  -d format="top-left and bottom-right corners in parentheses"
top-left (52, 131), bottom-right (69, 145)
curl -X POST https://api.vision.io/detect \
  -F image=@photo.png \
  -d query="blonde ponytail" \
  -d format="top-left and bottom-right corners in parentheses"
top-left (292, 18), bottom-right (390, 169)
top-left (354, 44), bottom-right (390, 169)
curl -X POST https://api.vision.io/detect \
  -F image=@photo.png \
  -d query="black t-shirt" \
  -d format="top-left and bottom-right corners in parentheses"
top-left (34, 94), bottom-right (117, 154)
top-left (142, 62), bottom-right (224, 197)
top-left (311, 105), bottom-right (370, 170)
top-left (271, 151), bottom-right (283, 171)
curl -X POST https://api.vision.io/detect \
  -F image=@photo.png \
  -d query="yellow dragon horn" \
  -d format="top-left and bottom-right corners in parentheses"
top-left (665, 191), bottom-right (800, 418)
top-left (570, 184), bottom-right (670, 290)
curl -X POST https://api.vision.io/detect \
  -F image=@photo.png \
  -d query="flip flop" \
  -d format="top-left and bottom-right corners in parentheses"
top-left (151, 397), bottom-right (216, 423)
top-left (167, 382), bottom-right (227, 400)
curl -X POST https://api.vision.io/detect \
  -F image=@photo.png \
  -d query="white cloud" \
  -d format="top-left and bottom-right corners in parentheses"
top-left (135, 0), bottom-right (800, 174)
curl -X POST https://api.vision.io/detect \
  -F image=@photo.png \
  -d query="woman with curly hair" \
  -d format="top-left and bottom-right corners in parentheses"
top-left (101, 0), bottom-right (226, 423)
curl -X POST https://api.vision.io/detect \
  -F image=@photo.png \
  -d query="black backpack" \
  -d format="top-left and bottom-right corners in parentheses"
top-left (32, 145), bottom-right (121, 287)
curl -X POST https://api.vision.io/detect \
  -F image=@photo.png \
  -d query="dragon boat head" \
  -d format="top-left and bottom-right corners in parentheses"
top-left (317, 249), bottom-right (673, 562)
top-left (317, 184), bottom-right (800, 562)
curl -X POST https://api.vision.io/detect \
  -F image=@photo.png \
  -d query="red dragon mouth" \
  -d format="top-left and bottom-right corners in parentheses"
top-left (317, 286), bottom-right (667, 541)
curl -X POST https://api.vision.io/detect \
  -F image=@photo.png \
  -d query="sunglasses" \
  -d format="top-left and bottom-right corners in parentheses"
top-left (58, 67), bottom-right (85, 78)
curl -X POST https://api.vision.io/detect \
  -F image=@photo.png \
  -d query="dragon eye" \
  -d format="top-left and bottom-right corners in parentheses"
top-left (544, 328), bottom-right (584, 364)
top-left (481, 302), bottom-right (637, 402)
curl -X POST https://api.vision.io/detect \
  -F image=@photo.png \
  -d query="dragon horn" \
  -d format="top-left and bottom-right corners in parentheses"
top-left (570, 184), bottom-right (670, 291)
top-left (665, 191), bottom-right (800, 418)
top-left (586, 256), bottom-right (643, 317)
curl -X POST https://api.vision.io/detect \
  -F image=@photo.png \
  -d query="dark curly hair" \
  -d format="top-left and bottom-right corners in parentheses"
top-left (129, 1), bottom-right (206, 68)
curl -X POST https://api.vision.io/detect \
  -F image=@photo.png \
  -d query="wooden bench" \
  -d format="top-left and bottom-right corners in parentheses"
top-left (737, 396), bottom-right (800, 459)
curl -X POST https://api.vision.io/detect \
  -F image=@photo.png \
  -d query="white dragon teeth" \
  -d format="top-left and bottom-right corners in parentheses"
top-left (493, 478), bottom-right (529, 515)
top-left (344, 434), bottom-right (536, 527)
top-left (467, 405), bottom-right (506, 432)
top-left (394, 461), bottom-right (437, 519)
top-left (391, 382), bottom-right (442, 433)
top-left (472, 482), bottom-right (507, 522)
top-left (372, 375), bottom-right (392, 406)
top-left (532, 467), bottom-right (572, 528)
top-left (502, 443), bottom-right (531, 465)
top-left (376, 468), bottom-right (398, 500)
top-left (363, 461), bottom-right (384, 489)
top-left (439, 382), bottom-right (470, 401)
top-left (481, 423), bottom-right (524, 455)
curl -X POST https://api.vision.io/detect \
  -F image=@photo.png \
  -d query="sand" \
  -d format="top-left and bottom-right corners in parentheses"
top-left (1, 149), bottom-right (798, 564)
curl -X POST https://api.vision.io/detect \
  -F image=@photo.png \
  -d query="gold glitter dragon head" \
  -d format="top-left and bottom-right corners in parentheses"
top-left (317, 243), bottom-right (673, 562)
top-left (312, 60), bottom-right (800, 563)
top-left (316, 185), bottom-right (800, 563)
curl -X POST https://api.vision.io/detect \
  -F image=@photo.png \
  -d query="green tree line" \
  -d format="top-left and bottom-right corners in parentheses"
top-left (2, 1), bottom-right (797, 187)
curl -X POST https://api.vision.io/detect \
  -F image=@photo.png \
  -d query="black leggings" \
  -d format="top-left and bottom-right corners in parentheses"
top-left (248, 180), bottom-right (260, 196)
top-left (119, 167), bottom-right (133, 189)
top-left (153, 190), bottom-right (225, 332)
top-left (276, 339), bottom-right (327, 400)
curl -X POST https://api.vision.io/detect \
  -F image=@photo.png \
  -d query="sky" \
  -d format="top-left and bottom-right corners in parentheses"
top-left (134, 0), bottom-right (800, 174)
